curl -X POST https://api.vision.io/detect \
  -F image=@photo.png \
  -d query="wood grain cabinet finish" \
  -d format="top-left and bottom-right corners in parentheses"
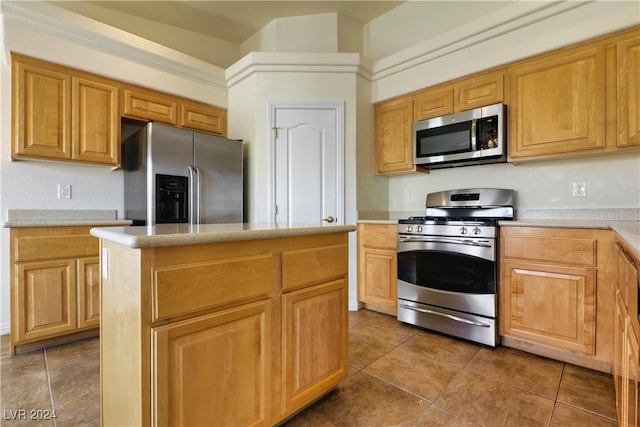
top-left (11, 53), bottom-right (120, 167)
top-left (499, 227), bottom-right (615, 372)
top-left (413, 87), bottom-right (454, 122)
top-left (357, 223), bottom-right (398, 315)
top-left (282, 279), bottom-right (348, 414)
top-left (123, 85), bottom-right (228, 136)
top-left (152, 301), bottom-right (271, 427)
top-left (180, 100), bottom-right (227, 135)
top-left (613, 240), bottom-right (640, 427)
top-left (508, 45), bottom-right (606, 161)
top-left (374, 95), bottom-right (417, 175)
top-left (12, 57), bottom-right (71, 160)
top-left (100, 232), bottom-right (350, 427)
top-left (122, 87), bottom-right (178, 125)
top-left (617, 33), bottom-right (640, 148)
top-left (454, 69), bottom-right (505, 112)
top-left (10, 227), bottom-right (100, 355)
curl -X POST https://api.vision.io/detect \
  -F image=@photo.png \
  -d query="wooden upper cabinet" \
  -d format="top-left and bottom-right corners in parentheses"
top-left (123, 85), bottom-right (229, 136)
top-left (122, 87), bottom-right (178, 125)
top-left (412, 69), bottom-right (505, 122)
top-left (508, 45), bottom-right (606, 161)
top-left (72, 76), bottom-right (120, 165)
top-left (617, 33), bottom-right (640, 148)
top-left (374, 95), bottom-right (417, 174)
top-left (11, 53), bottom-right (119, 166)
top-left (12, 56), bottom-right (72, 160)
top-left (180, 100), bottom-right (227, 135)
top-left (455, 69), bottom-right (505, 111)
top-left (413, 87), bottom-right (454, 122)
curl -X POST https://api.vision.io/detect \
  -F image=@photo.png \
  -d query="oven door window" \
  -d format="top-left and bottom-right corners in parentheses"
top-left (398, 250), bottom-right (495, 294)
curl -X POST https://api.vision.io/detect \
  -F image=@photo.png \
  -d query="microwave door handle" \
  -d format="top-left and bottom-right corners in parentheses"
top-left (471, 118), bottom-right (477, 151)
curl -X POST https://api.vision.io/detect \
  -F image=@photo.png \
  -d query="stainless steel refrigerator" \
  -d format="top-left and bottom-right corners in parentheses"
top-left (122, 121), bottom-right (243, 225)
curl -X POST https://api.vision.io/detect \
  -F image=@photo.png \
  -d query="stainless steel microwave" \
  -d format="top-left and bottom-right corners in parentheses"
top-left (413, 103), bottom-right (506, 169)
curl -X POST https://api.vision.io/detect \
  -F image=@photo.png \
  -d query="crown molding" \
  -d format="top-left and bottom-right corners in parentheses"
top-left (370, 1), bottom-right (586, 81)
top-left (226, 51), bottom-right (372, 88)
top-left (1, 1), bottom-right (227, 89)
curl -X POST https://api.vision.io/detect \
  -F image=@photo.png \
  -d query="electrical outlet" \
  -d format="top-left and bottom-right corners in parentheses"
top-left (406, 192), bottom-right (414, 203)
top-left (572, 181), bottom-right (587, 198)
top-left (58, 184), bottom-right (72, 199)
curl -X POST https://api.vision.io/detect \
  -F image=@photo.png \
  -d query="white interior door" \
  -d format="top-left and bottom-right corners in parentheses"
top-left (272, 103), bottom-right (344, 226)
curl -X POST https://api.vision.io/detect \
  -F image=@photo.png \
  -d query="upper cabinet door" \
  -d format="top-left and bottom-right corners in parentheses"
top-left (122, 87), bottom-right (178, 125)
top-left (179, 100), bottom-right (227, 135)
top-left (617, 34), bottom-right (640, 148)
top-left (413, 87), bottom-right (454, 122)
top-left (374, 95), bottom-right (417, 175)
top-left (508, 46), bottom-right (606, 161)
top-left (12, 56), bottom-right (72, 160)
top-left (455, 69), bottom-right (505, 112)
top-left (72, 76), bottom-right (120, 166)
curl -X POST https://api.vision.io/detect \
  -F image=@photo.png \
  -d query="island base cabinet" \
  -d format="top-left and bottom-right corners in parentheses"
top-left (99, 232), bottom-right (351, 427)
top-left (152, 301), bottom-right (271, 427)
top-left (282, 279), bottom-right (348, 415)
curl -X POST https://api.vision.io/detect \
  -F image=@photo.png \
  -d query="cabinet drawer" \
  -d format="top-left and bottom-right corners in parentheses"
top-left (152, 254), bottom-right (273, 322)
top-left (14, 229), bottom-right (98, 262)
top-left (282, 244), bottom-right (348, 291)
top-left (501, 228), bottom-right (596, 267)
top-left (358, 224), bottom-right (397, 249)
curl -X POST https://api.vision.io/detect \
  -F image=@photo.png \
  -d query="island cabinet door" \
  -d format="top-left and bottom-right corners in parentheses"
top-left (152, 300), bottom-right (271, 427)
top-left (282, 279), bottom-right (348, 415)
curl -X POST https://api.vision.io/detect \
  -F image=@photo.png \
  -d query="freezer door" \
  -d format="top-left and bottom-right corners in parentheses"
top-left (147, 123), bottom-right (195, 224)
top-left (193, 132), bottom-right (243, 224)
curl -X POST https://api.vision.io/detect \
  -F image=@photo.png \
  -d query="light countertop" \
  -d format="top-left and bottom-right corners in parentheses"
top-left (3, 209), bottom-right (131, 228)
top-left (90, 223), bottom-right (357, 249)
top-left (358, 209), bottom-right (639, 254)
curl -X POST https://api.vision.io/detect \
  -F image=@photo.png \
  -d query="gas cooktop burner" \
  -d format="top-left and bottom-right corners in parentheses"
top-left (401, 188), bottom-right (515, 223)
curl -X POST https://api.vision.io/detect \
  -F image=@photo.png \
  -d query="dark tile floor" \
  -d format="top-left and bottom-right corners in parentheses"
top-left (1, 309), bottom-right (617, 426)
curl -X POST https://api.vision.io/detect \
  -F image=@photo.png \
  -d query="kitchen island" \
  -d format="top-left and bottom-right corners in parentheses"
top-left (90, 222), bottom-right (355, 427)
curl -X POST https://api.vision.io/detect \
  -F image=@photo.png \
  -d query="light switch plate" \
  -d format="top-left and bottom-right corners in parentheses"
top-left (572, 181), bottom-right (587, 197)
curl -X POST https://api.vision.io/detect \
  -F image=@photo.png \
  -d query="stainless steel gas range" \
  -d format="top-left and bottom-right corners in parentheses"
top-left (397, 188), bottom-right (515, 347)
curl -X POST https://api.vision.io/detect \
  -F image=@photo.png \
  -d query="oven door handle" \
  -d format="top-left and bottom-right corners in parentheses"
top-left (400, 304), bottom-right (491, 328)
top-left (398, 237), bottom-right (492, 248)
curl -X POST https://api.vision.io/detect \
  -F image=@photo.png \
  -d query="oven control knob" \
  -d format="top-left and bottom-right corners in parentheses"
top-left (472, 227), bottom-right (482, 235)
top-left (416, 226), bottom-right (423, 233)
top-left (459, 227), bottom-right (468, 235)
top-left (406, 226), bottom-right (413, 232)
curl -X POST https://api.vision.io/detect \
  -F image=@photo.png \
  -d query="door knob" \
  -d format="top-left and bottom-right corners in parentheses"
top-left (321, 216), bottom-right (335, 223)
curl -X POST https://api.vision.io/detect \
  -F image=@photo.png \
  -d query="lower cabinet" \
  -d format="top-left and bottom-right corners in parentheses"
top-left (499, 227), bottom-right (614, 371)
top-left (152, 301), bottom-right (271, 426)
top-left (100, 232), bottom-right (350, 426)
top-left (283, 279), bottom-right (348, 414)
top-left (613, 240), bottom-right (640, 427)
top-left (501, 260), bottom-right (596, 355)
top-left (357, 223), bottom-right (398, 315)
top-left (10, 227), bottom-right (100, 355)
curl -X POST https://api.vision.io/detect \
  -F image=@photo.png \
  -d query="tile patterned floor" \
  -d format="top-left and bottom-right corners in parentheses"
top-left (1, 309), bottom-right (617, 426)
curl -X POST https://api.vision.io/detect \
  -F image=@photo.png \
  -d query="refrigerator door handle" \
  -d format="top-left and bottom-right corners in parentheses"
top-left (195, 166), bottom-right (202, 224)
top-left (187, 165), bottom-right (196, 224)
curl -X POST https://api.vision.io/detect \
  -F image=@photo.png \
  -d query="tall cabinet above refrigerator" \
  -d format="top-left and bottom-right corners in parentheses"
top-left (122, 121), bottom-right (243, 225)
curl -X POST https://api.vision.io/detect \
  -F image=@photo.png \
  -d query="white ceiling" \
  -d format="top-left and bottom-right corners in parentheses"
top-left (50, 1), bottom-right (405, 44)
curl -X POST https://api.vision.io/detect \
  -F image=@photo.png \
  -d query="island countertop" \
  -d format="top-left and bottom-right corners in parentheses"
top-left (91, 222), bottom-right (357, 248)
